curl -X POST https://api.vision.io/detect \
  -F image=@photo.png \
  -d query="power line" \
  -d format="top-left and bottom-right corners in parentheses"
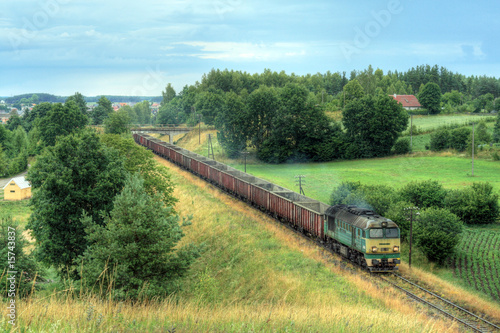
top-left (295, 175), bottom-right (306, 195)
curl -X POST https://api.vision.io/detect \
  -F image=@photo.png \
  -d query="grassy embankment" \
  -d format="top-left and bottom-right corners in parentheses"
top-left (169, 114), bottom-right (500, 304)
top-left (2, 156), bottom-right (462, 332)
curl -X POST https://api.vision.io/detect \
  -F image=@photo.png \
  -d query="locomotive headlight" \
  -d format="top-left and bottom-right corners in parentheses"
top-left (371, 246), bottom-right (378, 253)
top-left (393, 246), bottom-right (400, 252)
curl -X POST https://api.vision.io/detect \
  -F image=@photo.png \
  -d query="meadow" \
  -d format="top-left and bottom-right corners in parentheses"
top-left (1, 156), bottom-right (467, 332)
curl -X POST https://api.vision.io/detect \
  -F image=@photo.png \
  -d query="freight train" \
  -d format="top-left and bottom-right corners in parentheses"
top-left (134, 133), bottom-right (401, 272)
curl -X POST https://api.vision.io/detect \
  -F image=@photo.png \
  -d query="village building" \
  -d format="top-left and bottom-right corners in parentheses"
top-left (2, 176), bottom-right (32, 201)
top-left (390, 94), bottom-right (422, 110)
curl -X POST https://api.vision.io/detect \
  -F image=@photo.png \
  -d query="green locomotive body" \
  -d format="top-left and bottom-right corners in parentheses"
top-left (325, 205), bottom-right (401, 272)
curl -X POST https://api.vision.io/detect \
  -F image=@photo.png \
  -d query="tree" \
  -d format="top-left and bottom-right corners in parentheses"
top-left (5, 114), bottom-right (24, 131)
top-left (342, 94), bottom-right (408, 158)
top-left (0, 144), bottom-right (8, 177)
top-left (26, 130), bottom-right (127, 274)
top-left (38, 101), bottom-right (88, 146)
top-left (399, 179), bottom-right (447, 209)
top-left (23, 102), bottom-right (52, 131)
top-left (393, 137), bottom-right (411, 155)
top-left (342, 79), bottom-right (364, 105)
top-left (81, 174), bottom-right (202, 300)
top-left (91, 96), bottom-right (113, 125)
top-left (445, 182), bottom-right (499, 225)
top-left (418, 82), bottom-right (442, 114)
top-left (104, 109), bottom-right (130, 134)
top-left (161, 83), bottom-right (176, 106)
top-left (246, 86), bottom-right (279, 150)
top-left (100, 134), bottom-right (177, 208)
top-left (133, 101), bottom-right (151, 125)
top-left (215, 92), bottom-right (248, 158)
top-left (493, 111), bottom-right (500, 143)
top-left (414, 207), bottom-right (463, 264)
top-left (66, 92), bottom-right (88, 115)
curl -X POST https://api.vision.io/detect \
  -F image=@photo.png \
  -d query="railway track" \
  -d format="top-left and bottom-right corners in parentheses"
top-left (378, 273), bottom-right (500, 333)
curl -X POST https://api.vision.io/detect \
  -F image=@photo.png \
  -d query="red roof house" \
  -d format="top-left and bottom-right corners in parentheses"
top-left (390, 94), bottom-right (421, 110)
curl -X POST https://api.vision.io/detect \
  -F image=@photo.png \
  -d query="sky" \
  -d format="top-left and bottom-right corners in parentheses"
top-left (1, 0), bottom-right (499, 97)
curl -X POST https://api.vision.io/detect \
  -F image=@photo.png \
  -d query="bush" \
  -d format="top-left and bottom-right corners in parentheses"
top-left (399, 179), bottom-right (447, 209)
top-left (330, 182), bottom-right (398, 216)
top-left (449, 127), bottom-right (471, 151)
top-left (445, 182), bottom-right (499, 225)
top-left (414, 207), bottom-right (463, 264)
top-left (429, 128), bottom-right (450, 151)
top-left (393, 137), bottom-right (411, 155)
top-left (385, 200), bottom-right (414, 241)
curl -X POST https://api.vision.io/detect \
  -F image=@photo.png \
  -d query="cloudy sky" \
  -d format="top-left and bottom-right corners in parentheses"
top-left (1, 0), bottom-right (499, 97)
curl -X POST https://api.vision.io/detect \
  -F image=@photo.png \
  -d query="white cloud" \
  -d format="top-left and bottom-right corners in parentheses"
top-left (177, 41), bottom-right (308, 61)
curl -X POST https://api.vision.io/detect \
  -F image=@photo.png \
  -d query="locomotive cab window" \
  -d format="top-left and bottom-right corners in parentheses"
top-left (385, 228), bottom-right (399, 238)
top-left (369, 229), bottom-right (384, 238)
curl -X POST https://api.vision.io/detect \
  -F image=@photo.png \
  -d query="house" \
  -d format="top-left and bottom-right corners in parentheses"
top-left (0, 113), bottom-right (10, 124)
top-left (2, 176), bottom-right (32, 201)
top-left (390, 94), bottom-right (422, 110)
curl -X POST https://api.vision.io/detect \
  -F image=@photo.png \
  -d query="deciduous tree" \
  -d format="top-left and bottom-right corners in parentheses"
top-left (418, 82), bottom-right (442, 114)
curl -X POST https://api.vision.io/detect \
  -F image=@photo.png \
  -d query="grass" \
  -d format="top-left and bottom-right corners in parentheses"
top-left (407, 113), bottom-right (496, 132)
top-left (2, 153), bottom-right (467, 332)
top-left (225, 155), bottom-right (500, 204)
top-left (0, 190), bottom-right (31, 227)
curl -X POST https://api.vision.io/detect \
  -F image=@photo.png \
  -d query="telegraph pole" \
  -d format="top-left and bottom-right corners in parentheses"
top-left (295, 175), bottom-right (306, 195)
top-left (472, 122), bottom-right (475, 177)
top-left (404, 207), bottom-right (420, 268)
top-left (241, 151), bottom-right (249, 173)
top-left (410, 114), bottom-right (413, 149)
top-left (207, 134), bottom-right (215, 160)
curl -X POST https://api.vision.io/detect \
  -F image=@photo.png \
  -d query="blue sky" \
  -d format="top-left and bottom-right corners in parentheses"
top-left (1, 0), bottom-right (499, 97)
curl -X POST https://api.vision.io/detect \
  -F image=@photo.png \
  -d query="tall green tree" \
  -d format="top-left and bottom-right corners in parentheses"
top-left (38, 101), bottom-right (88, 146)
top-left (100, 134), bottom-right (177, 208)
top-left (66, 92), bottom-right (88, 115)
top-left (216, 92), bottom-right (248, 158)
top-left (493, 111), bottom-right (500, 143)
top-left (418, 82), bottom-right (442, 114)
top-left (161, 83), bottom-right (176, 106)
top-left (81, 174), bottom-right (201, 300)
top-left (26, 130), bottom-right (127, 274)
top-left (104, 109), bottom-right (130, 134)
top-left (246, 85), bottom-right (279, 150)
top-left (342, 94), bottom-right (408, 158)
top-left (342, 79), bottom-right (365, 105)
top-left (91, 96), bottom-right (114, 125)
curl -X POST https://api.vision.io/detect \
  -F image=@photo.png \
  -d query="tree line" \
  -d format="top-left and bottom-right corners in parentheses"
top-left (156, 65), bottom-right (500, 162)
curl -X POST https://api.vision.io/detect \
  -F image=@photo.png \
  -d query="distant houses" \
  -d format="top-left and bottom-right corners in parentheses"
top-left (390, 94), bottom-right (422, 110)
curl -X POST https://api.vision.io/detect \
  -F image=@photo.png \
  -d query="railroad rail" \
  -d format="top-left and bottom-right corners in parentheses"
top-left (378, 274), bottom-right (500, 333)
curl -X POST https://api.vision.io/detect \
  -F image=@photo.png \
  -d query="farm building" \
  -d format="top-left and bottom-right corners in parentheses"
top-left (2, 176), bottom-right (32, 201)
top-left (390, 94), bottom-right (422, 110)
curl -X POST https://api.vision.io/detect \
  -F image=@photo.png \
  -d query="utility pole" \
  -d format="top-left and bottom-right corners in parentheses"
top-left (241, 151), bottom-right (249, 173)
top-left (295, 175), bottom-right (306, 195)
top-left (410, 114), bottom-right (413, 149)
top-left (404, 207), bottom-right (420, 269)
top-left (472, 123), bottom-right (475, 177)
top-left (207, 134), bottom-right (215, 160)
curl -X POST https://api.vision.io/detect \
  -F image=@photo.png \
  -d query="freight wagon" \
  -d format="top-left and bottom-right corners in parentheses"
top-left (134, 134), bottom-right (400, 271)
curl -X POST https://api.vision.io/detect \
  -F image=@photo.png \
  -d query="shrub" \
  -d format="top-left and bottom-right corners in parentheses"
top-left (393, 137), bottom-right (411, 155)
top-left (399, 179), bottom-right (447, 209)
top-left (414, 207), bottom-right (463, 264)
top-left (445, 182), bottom-right (500, 225)
top-left (449, 127), bottom-right (471, 151)
top-left (385, 200), bottom-right (415, 241)
top-left (429, 128), bottom-right (450, 151)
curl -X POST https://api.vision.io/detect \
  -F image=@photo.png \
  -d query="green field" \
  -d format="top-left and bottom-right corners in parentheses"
top-left (227, 156), bottom-right (500, 204)
top-left (407, 114), bottom-right (496, 133)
